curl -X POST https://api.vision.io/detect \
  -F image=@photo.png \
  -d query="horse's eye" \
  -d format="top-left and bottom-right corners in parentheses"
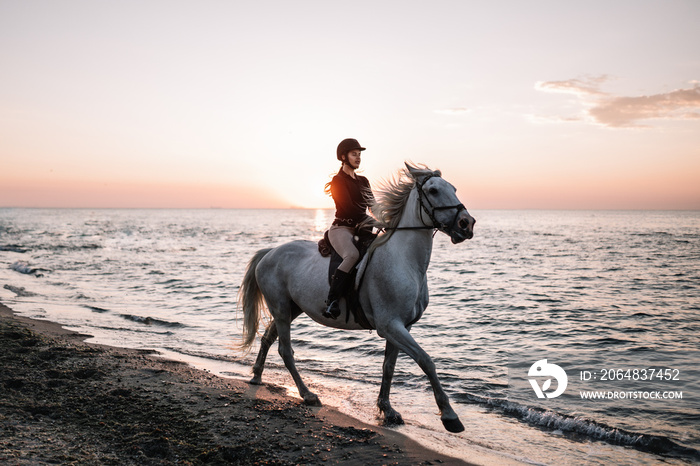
top-left (428, 187), bottom-right (438, 195)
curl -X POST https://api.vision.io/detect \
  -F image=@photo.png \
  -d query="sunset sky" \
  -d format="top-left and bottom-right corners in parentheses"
top-left (1, 1), bottom-right (699, 210)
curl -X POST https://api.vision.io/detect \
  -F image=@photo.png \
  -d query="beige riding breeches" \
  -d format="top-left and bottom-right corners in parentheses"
top-left (328, 225), bottom-right (360, 273)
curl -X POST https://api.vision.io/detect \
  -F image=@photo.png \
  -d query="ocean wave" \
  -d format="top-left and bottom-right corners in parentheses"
top-left (84, 305), bottom-right (110, 313)
top-left (631, 231), bottom-right (674, 237)
top-left (159, 347), bottom-right (254, 366)
top-left (119, 313), bottom-right (186, 328)
top-left (458, 393), bottom-right (700, 459)
top-left (10, 261), bottom-right (50, 277)
top-left (0, 244), bottom-right (29, 253)
top-left (31, 243), bottom-right (102, 251)
top-left (593, 336), bottom-right (635, 346)
top-left (339, 345), bottom-right (383, 357)
top-left (90, 325), bottom-right (176, 336)
top-left (3, 284), bottom-right (39, 297)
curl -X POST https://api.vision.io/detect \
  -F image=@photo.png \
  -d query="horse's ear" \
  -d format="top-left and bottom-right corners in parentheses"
top-left (404, 162), bottom-right (420, 179)
top-left (405, 162), bottom-right (433, 183)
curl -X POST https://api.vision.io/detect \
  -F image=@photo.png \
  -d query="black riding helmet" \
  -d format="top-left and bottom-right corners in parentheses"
top-left (336, 138), bottom-right (366, 161)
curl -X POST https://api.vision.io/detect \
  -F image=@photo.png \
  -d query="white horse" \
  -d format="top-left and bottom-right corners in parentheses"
top-left (239, 163), bottom-right (475, 432)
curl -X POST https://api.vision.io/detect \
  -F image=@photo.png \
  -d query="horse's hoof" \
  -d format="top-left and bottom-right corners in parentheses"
top-left (442, 417), bottom-right (465, 433)
top-left (303, 393), bottom-right (322, 406)
top-left (383, 411), bottom-right (404, 426)
top-left (248, 376), bottom-right (263, 385)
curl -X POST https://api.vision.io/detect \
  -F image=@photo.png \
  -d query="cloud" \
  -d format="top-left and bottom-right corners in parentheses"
top-left (589, 85), bottom-right (700, 127)
top-left (535, 75), bottom-right (610, 97)
top-left (535, 76), bottom-right (700, 128)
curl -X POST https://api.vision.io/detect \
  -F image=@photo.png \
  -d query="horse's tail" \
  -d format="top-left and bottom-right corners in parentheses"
top-left (239, 248), bottom-right (273, 350)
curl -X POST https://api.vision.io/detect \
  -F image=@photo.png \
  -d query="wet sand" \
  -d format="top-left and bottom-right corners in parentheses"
top-left (0, 303), bottom-right (469, 465)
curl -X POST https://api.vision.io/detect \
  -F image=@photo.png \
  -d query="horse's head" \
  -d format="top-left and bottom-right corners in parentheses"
top-left (407, 163), bottom-right (476, 244)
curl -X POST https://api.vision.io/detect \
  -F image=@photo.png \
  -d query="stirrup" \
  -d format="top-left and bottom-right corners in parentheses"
top-left (323, 300), bottom-right (341, 319)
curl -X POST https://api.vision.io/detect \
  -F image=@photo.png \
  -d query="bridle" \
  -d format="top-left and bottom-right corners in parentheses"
top-left (384, 174), bottom-right (466, 236)
top-left (415, 174), bottom-right (466, 234)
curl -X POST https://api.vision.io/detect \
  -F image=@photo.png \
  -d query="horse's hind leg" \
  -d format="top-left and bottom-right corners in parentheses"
top-left (377, 340), bottom-right (404, 426)
top-left (250, 321), bottom-right (278, 385)
top-left (276, 309), bottom-right (320, 406)
top-left (249, 306), bottom-right (303, 385)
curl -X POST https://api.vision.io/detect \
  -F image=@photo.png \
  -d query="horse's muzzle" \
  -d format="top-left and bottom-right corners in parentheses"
top-left (450, 212), bottom-right (475, 243)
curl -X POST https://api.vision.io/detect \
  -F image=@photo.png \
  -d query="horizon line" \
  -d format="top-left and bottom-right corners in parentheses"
top-left (1, 206), bottom-right (698, 212)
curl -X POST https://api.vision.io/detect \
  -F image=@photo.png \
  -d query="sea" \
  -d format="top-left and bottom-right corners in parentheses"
top-left (1, 208), bottom-right (698, 465)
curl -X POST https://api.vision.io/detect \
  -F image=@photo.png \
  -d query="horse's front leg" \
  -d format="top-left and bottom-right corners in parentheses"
top-left (380, 321), bottom-right (464, 433)
top-left (377, 340), bottom-right (404, 426)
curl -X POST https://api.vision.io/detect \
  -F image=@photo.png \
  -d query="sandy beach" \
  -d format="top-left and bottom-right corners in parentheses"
top-left (0, 302), bottom-right (469, 465)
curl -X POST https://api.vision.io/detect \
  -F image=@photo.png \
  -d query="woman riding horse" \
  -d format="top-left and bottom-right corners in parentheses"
top-left (240, 163), bottom-right (475, 432)
top-left (323, 138), bottom-right (375, 319)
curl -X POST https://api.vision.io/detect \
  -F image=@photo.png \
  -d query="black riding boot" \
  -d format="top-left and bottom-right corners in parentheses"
top-left (323, 270), bottom-right (351, 319)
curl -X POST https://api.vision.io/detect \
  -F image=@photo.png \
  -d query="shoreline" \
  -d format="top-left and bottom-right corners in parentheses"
top-left (0, 302), bottom-right (471, 465)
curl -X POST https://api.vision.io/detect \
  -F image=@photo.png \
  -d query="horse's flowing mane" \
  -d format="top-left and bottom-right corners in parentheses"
top-left (364, 163), bottom-right (441, 249)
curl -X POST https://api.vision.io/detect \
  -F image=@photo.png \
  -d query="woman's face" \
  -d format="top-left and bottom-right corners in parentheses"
top-left (345, 150), bottom-right (362, 169)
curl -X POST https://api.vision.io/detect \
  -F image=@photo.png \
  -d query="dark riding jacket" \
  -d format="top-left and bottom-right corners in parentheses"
top-left (330, 168), bottom-right (374, 229)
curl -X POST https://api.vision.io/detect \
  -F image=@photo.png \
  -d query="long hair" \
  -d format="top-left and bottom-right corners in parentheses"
top-left (323, 157), bottom-right (368, 197)
top-left (324, 158), bottom-right (345, 197)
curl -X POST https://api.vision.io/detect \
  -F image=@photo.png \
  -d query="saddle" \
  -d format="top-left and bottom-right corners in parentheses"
top-left (318, 230), bottom-right (376, 329)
